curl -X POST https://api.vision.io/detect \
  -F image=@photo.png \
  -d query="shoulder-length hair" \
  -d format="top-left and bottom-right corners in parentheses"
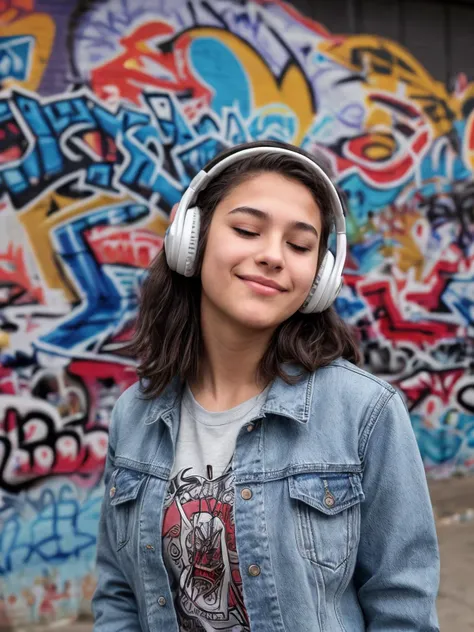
top-left (128, 142), bottom-right (362, 398)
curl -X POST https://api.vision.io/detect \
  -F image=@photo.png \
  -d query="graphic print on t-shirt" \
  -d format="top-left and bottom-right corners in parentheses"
top-left (163, 467), bottom-right (250, 631)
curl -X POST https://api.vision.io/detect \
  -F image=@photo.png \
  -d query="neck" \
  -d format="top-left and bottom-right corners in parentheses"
top-left (191, 297), bottom-right (274, 411)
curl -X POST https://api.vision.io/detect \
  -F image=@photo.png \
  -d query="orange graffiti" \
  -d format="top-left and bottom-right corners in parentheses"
top-left (0, 0), bottom-right (34, 25)
top-left (91, 21), bottom-right (212, 118)
top-left (0, 243), bottom-right (44, 305)
top-left (90, 21), bottom-right (315, 141)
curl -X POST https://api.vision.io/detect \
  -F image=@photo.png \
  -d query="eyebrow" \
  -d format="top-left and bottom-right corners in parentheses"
top-left (228, 206), bottom-right (319, 238)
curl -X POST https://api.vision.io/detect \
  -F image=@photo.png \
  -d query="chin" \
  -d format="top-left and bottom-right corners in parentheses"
top-left (231, 306), bottom-right (291, 332)
top-left (239, 318), bottom-right (279, 332)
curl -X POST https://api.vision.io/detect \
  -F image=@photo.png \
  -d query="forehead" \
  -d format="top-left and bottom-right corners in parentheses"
top-left (216, 172), bottom-right (322, 226)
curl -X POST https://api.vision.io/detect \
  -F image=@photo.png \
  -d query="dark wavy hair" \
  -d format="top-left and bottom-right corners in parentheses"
top-left (128, 142), bottom-right (362, 398)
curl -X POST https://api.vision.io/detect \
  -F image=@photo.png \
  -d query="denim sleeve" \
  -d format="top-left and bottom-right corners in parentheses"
top-left (354, 390), bottom-right (440, 631)
top-left (92, 399), bottom-right (142, 632)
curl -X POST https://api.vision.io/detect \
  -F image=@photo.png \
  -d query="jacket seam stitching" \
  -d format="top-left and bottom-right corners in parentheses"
top-left (257, 424), bottom-right (286, 632)
top-left (234, 463), bottom-right (363, 484)
top-left (358, 390), bottom-right (396, 463)
top-left (114, 456), bottom-right (169, 478)
top-left (334, 554), bottom-right (351, 632)
top-left (304, 371), bottom-right (315, 418)
top-left (326, 361), bottom-right (397, 391)
top-left (292, 492), bottom-right (361, 514)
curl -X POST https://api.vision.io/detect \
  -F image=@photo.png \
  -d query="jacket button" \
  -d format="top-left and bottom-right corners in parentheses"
top-left (246, 424), bottom-right (254, 432)
top-left (158, 596), bottom-right (166, 607)
top-left (241, 488), bottom-right (252, 500)
top-left (109, 486), bottom-right (116, 498)
top-left (324, 493), bottom-right (336, 508)
top-left (248, 564), bottom-right (261, 577)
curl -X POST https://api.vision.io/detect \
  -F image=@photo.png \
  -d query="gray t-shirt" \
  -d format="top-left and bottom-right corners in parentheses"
top-left (162, 384), bottom-right (268, 631)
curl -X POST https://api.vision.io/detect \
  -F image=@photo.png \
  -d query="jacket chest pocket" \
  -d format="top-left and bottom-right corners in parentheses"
top-left (288, 472), bottom-right (364, 570)
top-left (109, 467), bottom-right (147, 551)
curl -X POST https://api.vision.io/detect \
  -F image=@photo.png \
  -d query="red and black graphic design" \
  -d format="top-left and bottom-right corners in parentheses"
top-left (163, 468), bottom-right (250, 631)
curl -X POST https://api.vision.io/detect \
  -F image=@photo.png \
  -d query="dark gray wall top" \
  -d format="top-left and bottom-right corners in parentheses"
top-left (291, 0), bottom-right (474, 85)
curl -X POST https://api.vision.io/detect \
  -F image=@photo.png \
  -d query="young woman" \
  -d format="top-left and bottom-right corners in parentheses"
top-left (92, 141), bottom-right (440, 631)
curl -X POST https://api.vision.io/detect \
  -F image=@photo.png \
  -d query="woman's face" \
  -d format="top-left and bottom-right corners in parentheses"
top-left (200, 172), bottom-right (323, 332)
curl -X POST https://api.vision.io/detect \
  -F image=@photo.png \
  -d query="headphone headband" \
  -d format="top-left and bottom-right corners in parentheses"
top-left (183, 141), bottom-right (346, 233)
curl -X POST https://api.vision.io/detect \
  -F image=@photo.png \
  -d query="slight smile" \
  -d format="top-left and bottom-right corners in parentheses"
top-left (237, 275), bottom-right (287, 296)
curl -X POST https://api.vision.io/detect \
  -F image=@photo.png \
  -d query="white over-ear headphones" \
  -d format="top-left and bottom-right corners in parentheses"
top-left (164, 141), bottom-right (347, 313)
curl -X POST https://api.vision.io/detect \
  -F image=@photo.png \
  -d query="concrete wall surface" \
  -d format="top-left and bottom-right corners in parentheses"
top-left (0, 0), bottom-right (473, 627)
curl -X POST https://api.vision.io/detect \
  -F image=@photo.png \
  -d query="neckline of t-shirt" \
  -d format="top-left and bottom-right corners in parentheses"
top-left (182, 383), bottom-right (269, 427)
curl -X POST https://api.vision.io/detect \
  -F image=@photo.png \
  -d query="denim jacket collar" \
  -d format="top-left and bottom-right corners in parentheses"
top-left (261, 364), bottom-right (312, 423)
top-left (142, 376), bottom-right (183, 427)
top-left (142, 364), bottom-right (313, 426)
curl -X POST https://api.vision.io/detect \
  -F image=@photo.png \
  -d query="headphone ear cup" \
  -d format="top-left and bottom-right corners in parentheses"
top-left (164, 219), bottom-right (179, 272)
top-left (316, 270), bottom-right (342, 312)
top-left (175, 206), bottom-right (201, 276)
top-left (300, 251), bottom-right (336, 314)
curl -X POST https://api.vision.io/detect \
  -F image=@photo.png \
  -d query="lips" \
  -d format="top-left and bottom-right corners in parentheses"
top-left (237, 275), bottom-right (286, 292)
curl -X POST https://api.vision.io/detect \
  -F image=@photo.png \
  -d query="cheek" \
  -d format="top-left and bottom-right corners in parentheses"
top-left (202, 230), bottom-right (251, 276)
top-left (200, 236), bottom-right (238, 291)
top-left (202, 239), bottom-right (232, 274)
top-left (291, 258), bottom-right (319, 295)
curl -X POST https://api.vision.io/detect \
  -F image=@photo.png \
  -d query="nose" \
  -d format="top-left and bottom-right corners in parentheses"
top-left (255, 236), bottom-right (284, 271)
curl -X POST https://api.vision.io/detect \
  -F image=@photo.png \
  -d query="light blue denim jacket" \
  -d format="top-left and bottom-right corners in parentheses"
top-left (92, 359), bottom-right (440, 631)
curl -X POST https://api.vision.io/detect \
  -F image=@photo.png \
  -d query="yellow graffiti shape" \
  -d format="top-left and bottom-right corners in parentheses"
top-left (384, 209), bottom-right (425, 280)
top-left (1, 13), bottom-right (55, 91)
top-left (319, 35), bottom-right (458, 138)
top-left (186, 27), bottom-right (315, 144)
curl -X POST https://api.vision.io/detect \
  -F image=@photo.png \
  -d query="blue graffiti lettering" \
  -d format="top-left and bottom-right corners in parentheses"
top-left (0, 483), bottom-right (101, 575)
top-left (0, 88), bottom-right (300, 211)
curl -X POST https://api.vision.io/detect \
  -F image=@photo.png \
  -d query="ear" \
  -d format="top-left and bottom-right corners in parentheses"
top-left (170, 203), bottom-right (179, 223)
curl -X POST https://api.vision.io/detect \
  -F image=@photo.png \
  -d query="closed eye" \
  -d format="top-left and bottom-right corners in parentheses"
top-left (289, 243), bottom-right (311, 253)
top-left (233, 227), bottom-right (259, 237)
top-left (234, 228), bottom-right (311, 252)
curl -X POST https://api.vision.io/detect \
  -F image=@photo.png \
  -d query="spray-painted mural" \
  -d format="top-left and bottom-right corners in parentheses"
top-left (0, 0), bottom-right (473, 626)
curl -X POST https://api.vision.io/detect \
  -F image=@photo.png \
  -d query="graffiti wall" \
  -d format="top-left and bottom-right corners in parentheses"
top-left (0, 0), bottom-right (473, 626)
